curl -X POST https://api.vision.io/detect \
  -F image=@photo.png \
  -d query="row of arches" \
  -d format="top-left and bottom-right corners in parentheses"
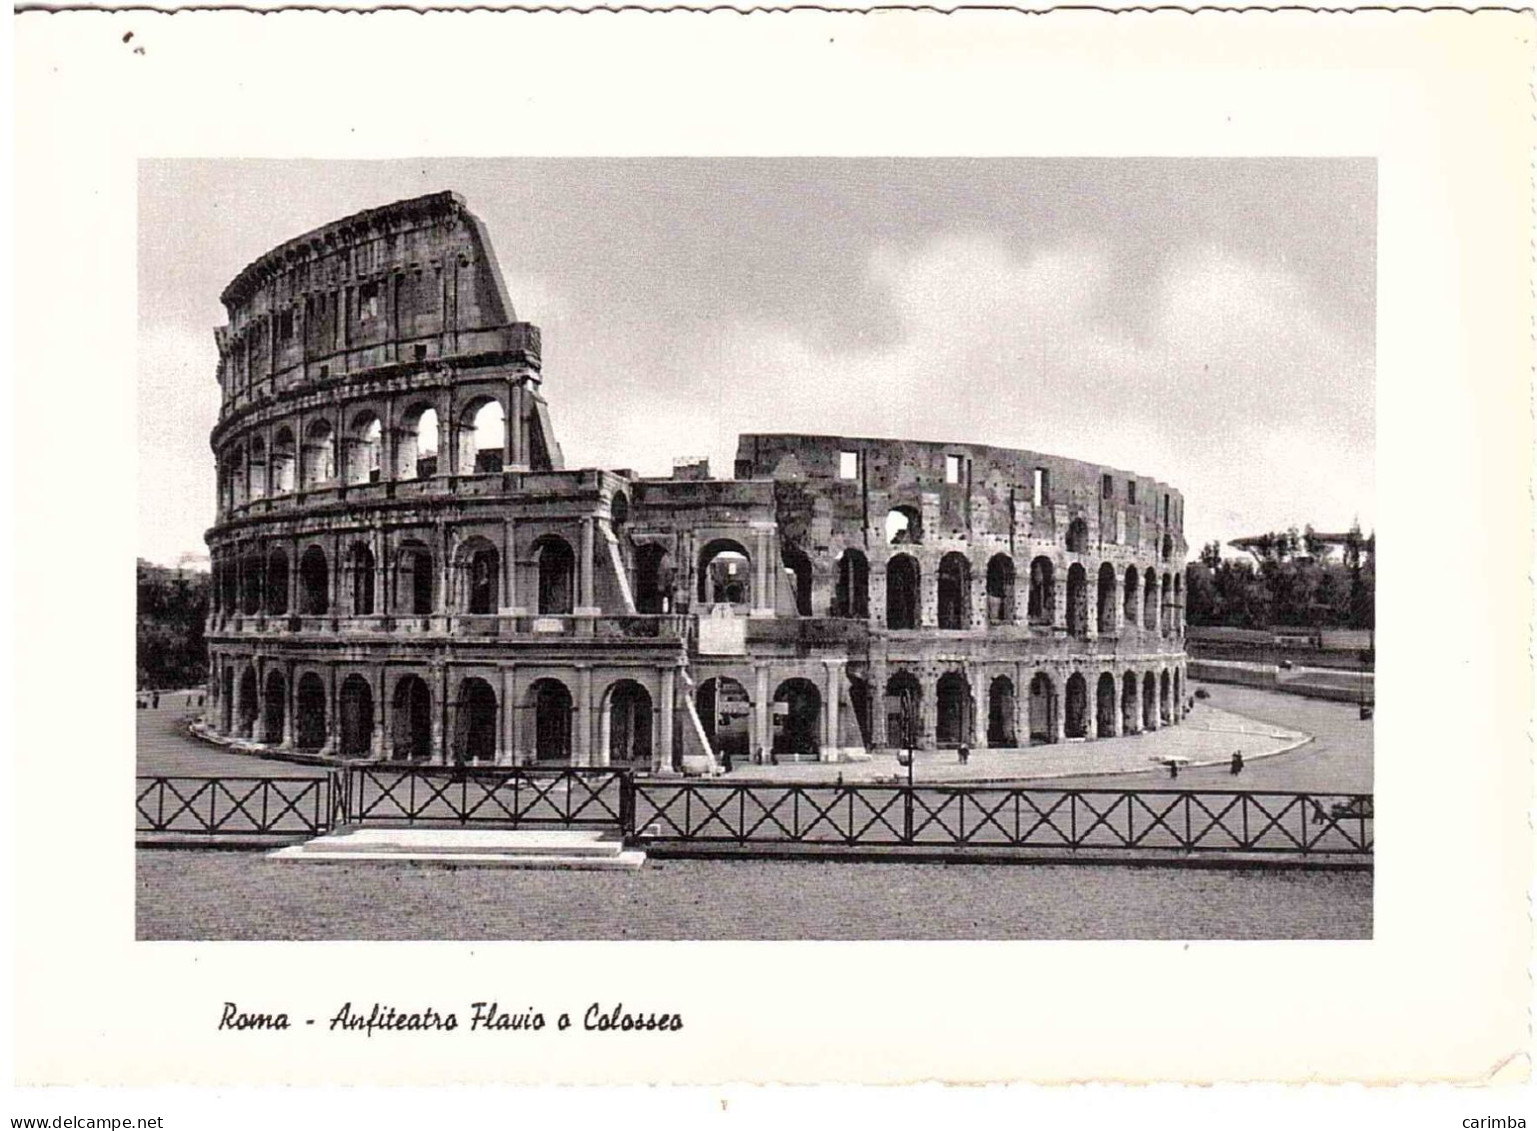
top-left (886, 509), bottom-right (1178, 565)
top-left (213, 533), bottom-right (581, 618)
top-left (215, 666), bottom-right (659, 765)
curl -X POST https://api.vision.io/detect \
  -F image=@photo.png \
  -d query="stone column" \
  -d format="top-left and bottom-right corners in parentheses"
top-left (969, 666), bottom-right (988, 749)
top-left (1146, 673), bottom-right (1160, 731)
top-left (823, 660), bottom-right (842, 761)
top-left (433, 663), bottom-right (448, 764)
top-left (1086, 676), bottom-right (1099, 740)
top-left (870, 656), bottom-right (890, 748)
top-left (1051, 675), bottom-right (1066, 743)
top-left (371, 666), bottom-right (386, 758)
top-left (577, 517), bottom-right (597, 614)
top-left (754, 663), bottom-right (771, 763)
top-left (1106, 672), bottom-right (1122, 737)
top-left (502, 517), bottom-right (517, 612)
top-left (502, 666), bottom-right (520, 766)
top-left (577, 665), bottom-right (595, 767)
top-left (254, 659), bottom-right (268, 742)
top-left (1014, 662), bottom-right (1029, 748)
top-left (657, 666), bottom-right (677, 774)
top-left (324, 664), bottom-right (339, 755)
top-left (920, 671), bottom-right (937, 750)
top-left (752, 527), bottom-right (772, 616)
top-left (1085, 576), bottom-right (1098, 641)
top-left (1052, 564), bottom-right (1068, 631)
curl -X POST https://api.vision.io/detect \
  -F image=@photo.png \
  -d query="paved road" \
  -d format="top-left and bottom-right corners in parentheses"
top-left (136, 699), bottom-right (327, 779)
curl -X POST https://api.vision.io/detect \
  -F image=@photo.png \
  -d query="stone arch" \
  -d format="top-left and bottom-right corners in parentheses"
top-left (698, 538), bottom-right (751, 606)
top-left (451, 676), bottom-right (499, 763)
top-left (1161, 572), bottom-right (1173, 636)
top-left (1143, 568), bottom-right (1158, 631)
top-left (527, 677), bottom-right (573, 762)
top-left (265, 548), bottom-right (289, 615)
top-left (236, 665), bottom-right (259, 737)
top-left (240, 550), bottom-right (264, 615)
top-left (698, 676), bottom-right (752, 764)
top-left (1162, 533), bottom-right (1174, 562)
top-left (394, 539), bottom-right (435, 615)
top-left (228, 444), bottom-right (247, 507)
top-left (834, 548), bottom-right (870, 619)
top-left (885, 505), bottom-right (923, 546)
top-left (1028, 557), bottom-right (1055, 625)
top-left (345, 410), bottom-right (383, 485)
top-left (1142, 671), bottom-right (1157, 731)
top-left (772, 677), bottom-right (822, 758)
top-left (1066, 563), bottom-right (1089, 638)
top-left (609, 490), bottom-right (630, 531)
top-left (937, 552), bottom-right (971, 630)
top-left (1065, 673), bottom-right (1089, 738)
top-left (262, 668), bottom-right (286, 744)
top-left (1066, 517), bottom-right (1090, 554)
top-left (456, 536), bottom-right (499, 614)
top-left (633, 543), bottom-right (673, 614)
top-left (1122, 671), bottom-right (1140, 733)
top-left (1097, 562), bottom-right (1118, 635)
top-left (395, 403), bottom-right (440, 480)
top-left (935, 671), bottom-right (971, 746)
top-left (391, 674), bottom-right (433, 762)
top-left (298, 545), bottom-right (329, 615)
top-left (534, 535), bottom-right (576, 615)
top-left (986, 554), bottom-right (1016, 625)
top-left (1028, 672), bottom-right (1057, 743)
top-left (1160, 669), bottom-right (1172, 724)
top-left (1124, 565), bottom-right (1139, 626)
top-left (295, 672), bottom-right (327, 752)
top-left (459, 395), bottom-right (506, 474)
top-left (987, 675), bottom-right (1016, 747)
top-left (248, 436), bottom-right (267, 499)
top-left (781, 546), bottom-right (813, 617)
top-left (301, 418), bottom-right (334, 487)
top-left (270, 427), bottom-right (296, 494)
top-left (603, 679), bottom-right (653, 766)
top-left (885, 553), bottom-right (920, 630)
top-left (885, 671), bottom-right (923, 750)
top-left (1096, 672), bottom-right (1117, 737)
top-left (339, 674), bottom-right (374, 758)
top-left (346, 542), bottom-right (376, 616)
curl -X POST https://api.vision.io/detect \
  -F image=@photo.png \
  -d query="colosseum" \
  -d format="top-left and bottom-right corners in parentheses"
top-left (201, 191), bottom-right (1190, 773)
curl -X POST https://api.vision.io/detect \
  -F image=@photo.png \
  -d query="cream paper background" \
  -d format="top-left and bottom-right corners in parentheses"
top-left (11, 10), bottom-right (1533, 1088)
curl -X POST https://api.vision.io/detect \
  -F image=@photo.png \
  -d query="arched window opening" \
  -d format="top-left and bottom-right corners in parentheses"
top-left (301, 420), bottom-right (334, 487)
top-left (634, 544), bottom-right (673, 614)
top-left (1096, 673), bottom-right (1117, 738)
top-left (772, 678), bottom-right (822, 759)
top-left (885, 554), bottom-right (920, 630)
top-left (391, 675), bottom-right (433, 762)
top-left (339, 674), bottom-right (374, 758)
top-left (935, 672), bottom-right (971, 747)
top-left (848, 676), bottom-right (873, 748)
top-left (241, 554), bottom-right (264, 616)
top-left (698, 677), bottom-right (752, 765)
top-left (1066, 563), bottom-right (1089, 638)
top-left (1142, 671), bottom-right (1157, 731)
top-left (1173, 574), bottom-right (1183, 636)
top-left (530, 678), bottom-right (573, 762)
top-left (229, 446), bottom-right (247, 507)
top-left (885, 506), bottom-right (923, 546)
top-left (1065, 673), bottom-right (1089, 739)
top-left (988, 676), bottom-right (1016, 747)
top-left (1161, 573), bottom-right (1173, 637)
top-left (606, 680), bottom-right (653, 766)
top-left (697, 539), bottom-right (751, 607)
top-left (1097, 563), bottom-right (1118, 635)
top-left (1162, 533), bottom-right (1174, 563)
top-left (347, 543), bottom-right (376, 616)
top-left (265, 550), bottom-right (289, 615)
top-left (834, 549), bottom-right (870, 619)
top-left (885, 672), bottom-right (922, 751)
top-left (1124, 566), bottom-right (1139, 626)
top-left (345, 412), bottom-right (383, 485)
top-left (1028, 673), bottom-right (1057, 744)
top-left (219, 562), bottom-right (238, 618)
top-left (394, 542), bottom-right (435, 615)
top-left (299, 546), bottom-right (329, 615)
top-left (395, 405), bottom-right (439, 480)
top-left (1144, 568), bottom-right (1158, 631)
top-left (1122, 672), bottom-right (1140, 734)
top-left (1066, 517), bottom-right (1090, 554)
top-left (236, 667), bottom-right (258, 738)
top-left (453, 677), bottom-right (498, 764)
top-left (535, 536), bottom-right (576, 615)
top-left (937, 552), bottom-right (971, 630)
top-left (1027, 557), bottom-right (1055, 625)
top-left (781, 546), bottom-right (813, 617)
top-left (262, 670), bottom-right (286, 744)
top-left (460, 397), bottom-right (506, 474)
top-left (986, 555), bottom-right (1015, 625)
top-left (1159, 670), bottom-right (1172, 724)
top-left (295, 673), bottom-right (327, 752)
top-left (270, 428), bottom-right (296, 494)
top-left (610, 492), bottom-right (630, 531)
top-left (248, 437), bottom-right (268, 500)
top-left (458, 540), bottom-right (499, 614)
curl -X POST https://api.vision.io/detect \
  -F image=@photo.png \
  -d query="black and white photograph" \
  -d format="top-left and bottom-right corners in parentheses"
top-left (11, 7), bottom-right (1534, 1114)
top-left (135, 158), bottom-right (1377, 941)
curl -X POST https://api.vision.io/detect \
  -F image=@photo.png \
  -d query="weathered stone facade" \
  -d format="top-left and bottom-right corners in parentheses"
top-left (203, 192), bottom-right (1189, 772)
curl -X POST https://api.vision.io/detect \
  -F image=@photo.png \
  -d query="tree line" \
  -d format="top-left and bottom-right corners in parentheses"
top-left (1184, 524), bottom-right (1374, 630)
top-left (137, 562), bottom-right (210, 690)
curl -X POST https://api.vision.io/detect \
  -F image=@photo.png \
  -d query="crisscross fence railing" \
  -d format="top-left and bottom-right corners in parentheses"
top-left (342, 766), bottom-right (630, 829)
top-left (629, 784), bottom-right (1373, 856)
top-left (136, 775), bottom-right (336, 838)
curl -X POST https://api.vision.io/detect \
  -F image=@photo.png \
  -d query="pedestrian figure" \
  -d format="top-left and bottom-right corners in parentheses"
top-left (152, 692), bottom-right (160, 709)
top-left (1230, 750), bottom-right (1244, 776)
top-left (198, 694), bottom-right (205, 707)
top-left (722, 748), bottom-right (733, 774)
top-left (1167, 760), bottom-right (1179, 779)
top-left (959, 744), bottom-right (970, 766)
top-left (836, 772), bottom-right (844, 787)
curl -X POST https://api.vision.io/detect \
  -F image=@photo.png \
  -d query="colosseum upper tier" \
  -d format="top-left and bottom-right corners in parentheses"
top-left (203, 192), bottom-right (1190, 772)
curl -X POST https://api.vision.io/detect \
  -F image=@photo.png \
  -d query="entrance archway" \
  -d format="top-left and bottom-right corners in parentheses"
top-left (988, 675), bottom-right (1016, 747)
top-left (339, 674), bottom-right (374, 758)
top-left (1066, 564), bottom-right (1088, 638)
top-left (299, 546), bottom-right (329, 615)
top-left (1159, 670), bottom-right (1172, 724)
top-left (698, 676), bottom-right (751, 763)
top-left (262, 670), bottom-right (286, 744)
top-left (1028, 673), bottom-right (1056, 743)
top-left (605, 680), bottom-right (653, 766)
top-left (1065, 673), bottom-right (1089, 738)
top-left (986, 555), bottom-right (1015, 624)
top-left (529, 678), bottom-right (573, 762)
top-left (886, 554), bottom-right (920, 630)
top-left (454, 677), bottom-right (499, 763)
top-left (1142, 671), bottom-right (1157, 730)
top-left (535, 537), bottom-right (576, 615)
top-left (236, 667), bottom-right (258, 737)
top-left (938, 553), bottom-right (971, 630)
top-left (698, 540), bottom-right (751, 606)
top-left (295, 673), bottom-right (327, 751)
top-left (1122, 671), bottom-right (1140, 733)
top-left (1096, 673), bottom-right (1117, 738)
top-left (772, 678), bottom-right (822, 758)
top-left (935, 672), bottom-right (971, 746)
top-left (885, 672), bottom-right (922, 751)
top-left (391, 675), bottom-right (432, 761)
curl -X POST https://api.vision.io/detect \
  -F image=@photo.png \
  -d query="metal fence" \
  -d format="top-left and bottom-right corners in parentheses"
top-left (629, 783), bottom-right (1373, 856)
top-left (136, 775), bottom-right (337, 838)
top-left (340, 766), bottom-right (630, 829)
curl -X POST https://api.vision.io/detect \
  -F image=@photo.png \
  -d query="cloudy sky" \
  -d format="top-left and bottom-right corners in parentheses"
top-left (138, 158), bottom-right (1375, 566)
